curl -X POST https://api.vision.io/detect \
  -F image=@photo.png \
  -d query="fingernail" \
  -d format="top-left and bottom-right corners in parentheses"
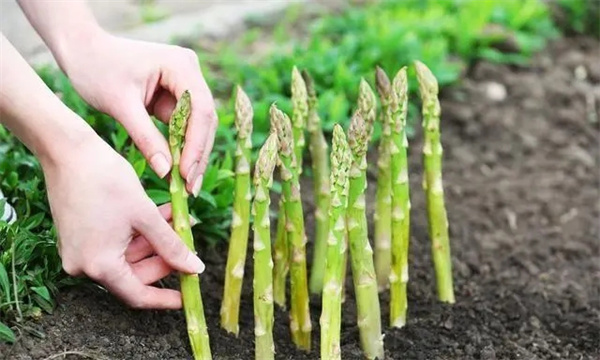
top-left (192, 255), bottom-right (205, 274)
top-left (150, 153), bottom-right (170, 178)
top-left (192, 174), bottom-right (203, 197)
top-left (187, 161), bottom-right (199, 184)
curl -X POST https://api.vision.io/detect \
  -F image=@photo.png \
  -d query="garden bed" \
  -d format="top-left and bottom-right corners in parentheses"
top-left (2, 34), bottom-right (599, 360)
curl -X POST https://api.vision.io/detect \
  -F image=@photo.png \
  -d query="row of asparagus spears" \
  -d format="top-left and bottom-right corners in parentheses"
top-left (167, 60), bottom-right (454, 360)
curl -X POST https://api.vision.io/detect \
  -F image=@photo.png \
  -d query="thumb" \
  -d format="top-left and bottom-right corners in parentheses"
top-left (114, 98), bottom-right (172, 178)
top-left (134, 201), bottom-right (205, 275)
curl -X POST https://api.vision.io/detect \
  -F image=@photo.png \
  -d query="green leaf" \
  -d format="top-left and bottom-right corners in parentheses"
top-left (133, 159), bottom-right (147, 178)
top-left (22, 213), bottom-right (45, 230)
top-left (31, 286), bottom-right (51, 302)
top-left (146, 189), bottom-right (171, 205)
top-left (0, 321), bottom-right (15, 343)
top-left (197, 191), bottom-right (217, 208)
top-left (0, 262), bottom-right (10, 302)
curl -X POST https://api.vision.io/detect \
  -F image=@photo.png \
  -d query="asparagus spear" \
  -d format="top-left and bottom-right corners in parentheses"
top-left (415, 61), bottom-right (455, 304)
top-left (270, 104), bottom-right (312, 350)
top-left (389, 67), bottom-right (411, 328)
top-left (374, 66), bottom-right (393, 291)
top-left (320, 124), bottom-right (351, 360)
top-left (346, 112), bottom-right (384, 359)
top-left (301, 70), bottom-right (331, 295)
top-left (291, 66), bottom-right (308, 174)
top-left (252, 133), bottom-right (279, 360)
top-left (273, 66), bottom-right (307, 307)
top-left (339, 78), bottom-right (376, 302)
top-left (221, 86), bottom-right (253, 335)
top-left (272, 199), bottom-right (289, 308)
top-left (168, 90), bottom-right (212, 360)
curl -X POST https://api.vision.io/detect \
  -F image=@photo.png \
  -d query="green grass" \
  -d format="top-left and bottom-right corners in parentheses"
top-left (0, 0), bottom-right (582, 343)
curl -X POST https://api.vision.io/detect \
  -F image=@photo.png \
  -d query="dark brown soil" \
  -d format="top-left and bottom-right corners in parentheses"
top-left (2, 36), bottom-right (599, 360)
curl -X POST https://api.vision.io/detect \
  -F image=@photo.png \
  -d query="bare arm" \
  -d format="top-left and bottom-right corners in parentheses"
top-left (0, 33), bottom-right (93, 166)
top-left (16, 0), bottom-right (103, 71)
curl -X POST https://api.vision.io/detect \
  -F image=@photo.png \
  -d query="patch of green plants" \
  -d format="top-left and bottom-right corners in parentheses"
top-left (197, 0), bottom-right (560, 145)
top-left (553, 0), bottom-right (600, 37)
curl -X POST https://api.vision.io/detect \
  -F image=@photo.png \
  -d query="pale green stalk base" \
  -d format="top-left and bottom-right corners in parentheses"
top-left (416, 61), bottom-right (455, 304)
top-left (320, 124), bottom-right (350, 360)
top-left (253, 134), bottom-right (278, 360)
top-left (271, 105), bottom-right (311, 350)
top-left (374, 66), bottom-right (393, 292)
top-left (389, 68), bottom-right (411, 328)
top-left (308, 129), bottom-right (330, 295)
top-left (220, 152), bottom-right (251, 335)
top-left (273, 203), bottom-right (288, 308)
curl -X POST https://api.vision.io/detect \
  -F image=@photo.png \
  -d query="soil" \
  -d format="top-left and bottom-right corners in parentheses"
top-left (2, 35), bottom-right (599, 360)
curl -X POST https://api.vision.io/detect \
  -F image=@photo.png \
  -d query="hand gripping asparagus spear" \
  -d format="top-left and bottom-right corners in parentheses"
top-left (221, 86), bottom-right (253, 335)
top-left (301, 70), bottom-right (331, 295)
top-left (271, 104), bottom-right (312, 350)
top-left (320, 124), bottom-right (351, 360)
top-left (389, 67), bottom-right (411, 328)
top-left (168, 90), bottom-right (212, 360)
top-left (374, 67), bottom-right (393, 291)
top-left (415, 61), bottom-right (455, 304)
top-left (252, 133), bottom-right (279, 360)
top-left (346, 112), bottom-right (384, 359)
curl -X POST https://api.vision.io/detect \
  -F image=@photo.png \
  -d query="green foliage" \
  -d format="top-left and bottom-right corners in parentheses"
top-left (554, 0), bottom-right (600, 37)
top-left (198, 0), bottom-right (559, 144)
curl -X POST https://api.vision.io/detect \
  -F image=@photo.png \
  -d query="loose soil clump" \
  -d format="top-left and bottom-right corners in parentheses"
top-left (1, 36), bottom-right (598, 360)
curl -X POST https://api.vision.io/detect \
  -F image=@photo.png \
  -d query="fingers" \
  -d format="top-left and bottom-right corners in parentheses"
top-left (96, 258), bottom-right (182, 309)
top-left (134, 202), bottom-right (205, 275)
top-left (114, 96), bottom-right (172, 179)
top-left (160, 48), bottom-right (218, 196)
top-left (131, 256), bottom-right (172, 285)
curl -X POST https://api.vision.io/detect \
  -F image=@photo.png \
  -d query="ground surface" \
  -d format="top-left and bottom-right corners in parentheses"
top-left (1, 36), bottom-right (599, 360)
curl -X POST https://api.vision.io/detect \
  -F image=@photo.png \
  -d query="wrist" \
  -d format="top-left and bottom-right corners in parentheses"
top-left (36, 110), bottom-right (99, 171)
top-left (50, 24), bottom-right (108, 75)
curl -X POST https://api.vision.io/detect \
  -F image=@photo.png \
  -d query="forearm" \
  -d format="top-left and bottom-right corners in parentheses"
top-left (16, 0), bottom-right (103, 71)
top-left (0, 34), bottom-right (95, 166)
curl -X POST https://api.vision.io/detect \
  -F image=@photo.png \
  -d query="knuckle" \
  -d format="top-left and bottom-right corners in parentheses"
top-left (84, 259), bottom-right (110, 280)
top-left (178, 47), bottom-right (198, 64)
top-left (61, 259), bottom-right (82, 277)
top-left (128, 295), bottom-right (150, 309)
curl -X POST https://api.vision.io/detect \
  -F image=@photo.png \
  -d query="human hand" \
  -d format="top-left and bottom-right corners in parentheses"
top-left (42, 132), bottom-right (205, 309)
top-left (56, 31), bottom-right (217, 196)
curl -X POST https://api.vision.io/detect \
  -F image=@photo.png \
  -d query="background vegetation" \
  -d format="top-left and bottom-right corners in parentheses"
top-left (0, 0), bottom-right (595, 343)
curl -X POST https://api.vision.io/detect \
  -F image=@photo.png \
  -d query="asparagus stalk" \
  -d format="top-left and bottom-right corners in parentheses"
top-left (341, 78), bottom-right (376, 302)
top-left (389, 67), bottom-right (411, 328)
top-left (270, 104), bottom-right (312, 350)
top-left (374, 67), bottom-right (393, 291)
top-left (272, 199), bottom-right (289, 308)
top-left (415, 61), bottom-right (455, 304)
top-left (291, 66), bottom-right (308, 174)
top-left (346, 112), bottom-right (384, 359)
top-left (273, 65), bottom-right (307, 307)
top-left (221, 86), bottom-right (253, 335)
top-left (320, 124), bottom-right (351, 360)
top-left (168, 90), bottom-right (212, 360)
top-left (252, 133), bottom-right (279, 360)
top-left (301, 70), bottom-right (331, 295)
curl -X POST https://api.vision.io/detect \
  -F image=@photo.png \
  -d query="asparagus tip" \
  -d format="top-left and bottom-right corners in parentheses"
top-left (375, 66), bottom-right (391, 100)
top-left (270, 104), bottom-right (293, 157)
top-left (255, 133), bottom-right (279, 184)
top-left (414, 61), bottom-right (438, 97)
top-left (347, 111), bottom-right (368, 158)
top-left (235, 86), bottom-right (253, 138)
